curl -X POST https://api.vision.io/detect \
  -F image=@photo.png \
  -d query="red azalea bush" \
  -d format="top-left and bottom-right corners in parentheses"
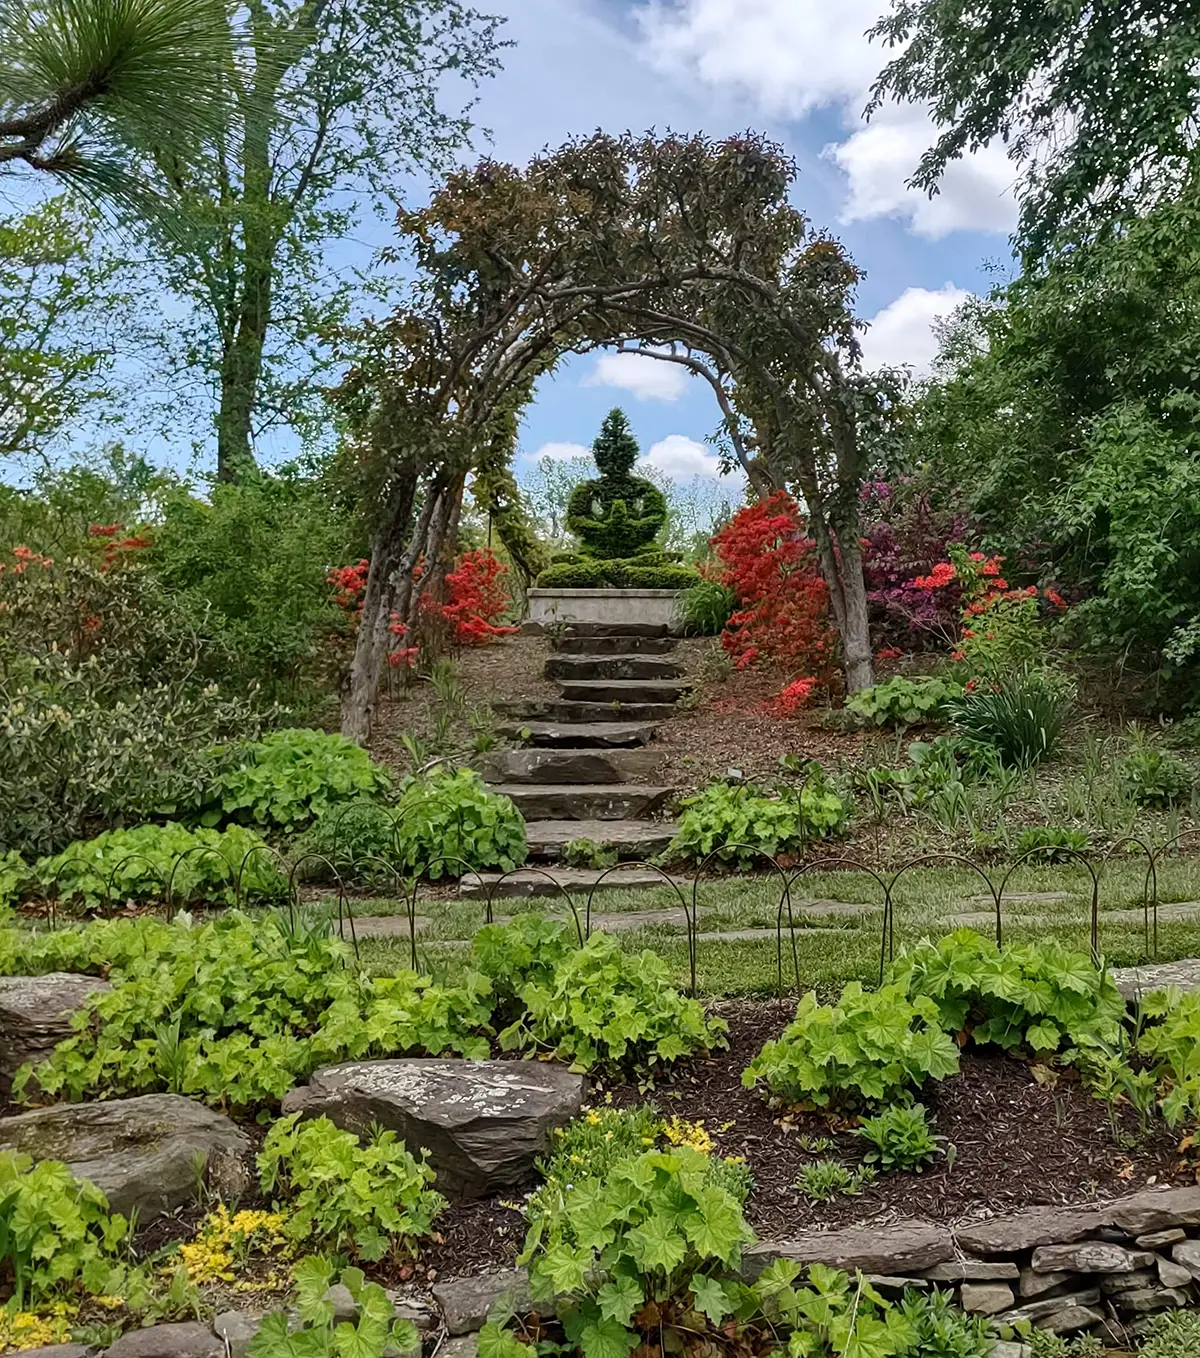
top-left (861, 480), bottom-right (970, 652)
top-left (910, 545), bottom-right (1067, 677)
top-left (711, 491), bottom-right (834, 678)
top-left (765, 676), bottom-right (819, 718)
top-left (328, 548), bottom-right (517, 666)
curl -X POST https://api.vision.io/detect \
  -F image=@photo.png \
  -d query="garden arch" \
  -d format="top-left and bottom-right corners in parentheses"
top-left (338, 131), bottom-right (903, 740)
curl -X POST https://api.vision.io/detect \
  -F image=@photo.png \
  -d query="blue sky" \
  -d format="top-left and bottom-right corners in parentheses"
top-left (469, 0), bottom-right (1020, 487)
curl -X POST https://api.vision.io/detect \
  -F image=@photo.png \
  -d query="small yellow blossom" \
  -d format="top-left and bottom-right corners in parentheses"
top-left (662, 1117), bottom-right (714, 1154)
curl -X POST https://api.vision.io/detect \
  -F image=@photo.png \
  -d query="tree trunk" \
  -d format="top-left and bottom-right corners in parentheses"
top-left (835, 531), bottom-right (874, 692)
top-left (340, 463), bottom-right (421, 743)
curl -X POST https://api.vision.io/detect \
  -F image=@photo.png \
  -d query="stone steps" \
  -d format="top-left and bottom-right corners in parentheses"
top-left (523, 621), bottom-right (670, 639)
top-left (495, 699), bottom-right (680, 723)
top-left (543, 654), bottom-right (684, 681)
top-left (556, 678), bottom-right (691, 705)
top-left (496, 719), bottom-right (661, 747)
top-left (492, 783), bottom-right (678, 821)
top-left (550, 635), bottom-right (678, 655)
top-left (479, 748), bottom-right (663, 785)
top-left (524, 818), bottom-right (676, 861)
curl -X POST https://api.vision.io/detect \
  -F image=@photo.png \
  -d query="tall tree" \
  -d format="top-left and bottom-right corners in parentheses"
top-left (152, 0), bottom-right (504, 482)
top-left (0, 197), bottom-right (135, 464)
top-left (869, 0), bottom-right (1200, 255)
top-left (0, 0), bottom-right (237, 208)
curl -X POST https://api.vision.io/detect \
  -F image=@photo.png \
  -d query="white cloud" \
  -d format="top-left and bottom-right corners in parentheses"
top-left (828, 107), bottom-right (1018, 238)
top-left (584, 350), bottom-right (689, 402)
top-left (859, 283), bottom-right (972, 377)
top-left (635, 0), bottom-right (1017, 239)
top-left (638, 434), bottom-right (722, 480)
top-left (525, 441), bottom-right (591, 462)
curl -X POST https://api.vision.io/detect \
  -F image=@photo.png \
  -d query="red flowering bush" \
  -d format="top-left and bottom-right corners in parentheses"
top-left (711, 492), bottom-right (834, 679)
top-left (765, 677), bottom-right (819, 718)
top-left (421, 549), bottom-right (519, 646)
top-left (909, 545), bottom-right (1067, 678)
top-left (328, 548), bottom-right (517, 667)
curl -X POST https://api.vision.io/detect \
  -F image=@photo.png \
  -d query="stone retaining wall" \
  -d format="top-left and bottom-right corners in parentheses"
top-left (24, 1188), bottom-right (1200, 1358)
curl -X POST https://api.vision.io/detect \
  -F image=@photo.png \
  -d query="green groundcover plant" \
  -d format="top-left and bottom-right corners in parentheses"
top-left (15, 913), bottom-right (494, 1111)
top-left (472, 915), bottom-right (726, 1073)
top-left (0, 1151), bottom-right (129, 1307)
top-left (1136, 989), bottom-right (1200, 1127)
top-left (24, 823), bottom-right (286, 911)
top-left (194, 728), bottom-right (393, 833)
top-left (889, 930), bottom-right (1125, 1059)
top-left (743, 983), bottom-right (960, 1110)
top-left (856, 1104), bottom-right (945, 1173)
top-left (669, 778), bottom-right (849, 870)
top-left (844, 676), bottom-right (964, 729)
top-left (259, 1116), bottom-right (444, 1262)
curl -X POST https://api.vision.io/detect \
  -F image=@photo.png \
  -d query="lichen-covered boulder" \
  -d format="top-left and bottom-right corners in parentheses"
top-left (282, 1059), bottom-right (584, 1200)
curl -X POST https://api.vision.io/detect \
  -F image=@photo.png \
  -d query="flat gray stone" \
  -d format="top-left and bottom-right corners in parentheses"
top-left (524, 819), bottom-right (675, 860)
top-left (863, 1275), bottom-right (931, 1295)
top-left (998, 1288), bottom-right (1100, 1325)
top-left (956, 1208), bottom-right (1107, 1256)
top-left (544, 654), bottom-right (683, 682)
top-left (496, 701), bottom-right (678, 724)
top-left (104, 1323), bottom-right (222, 1358)
top-left (497, 720), bottom-right (662, 748)
top-left (550, 635), bottom-right (677, 655)
top-left (528, 621), bottom-right (669, 639)
top-left (493, 783), bottom-right (678, 821)
top-left (1157, 1257), bottom-right (1194, 1290)
top-left (1109, 1187), bottom-right (1200, 1235)
top-left (1036, 1305), bottom-right (1105, 1335)
top-left (212, 1312), bottom-right (265, 1358)
top-left (336, 914), bottom-right (431, 940)
top-left (556, 679), bottom-right (689, 705)
top-left (440, 1339), bottom-right (478, 1358)
top-left (1031, 1242), bottom-right (1154, 1274)
top-left (1112, 958), bottom-right (1200, 1001)
top-left (387, 1299), bottom-right (438, 1332)
top-left (923, 1260), bottom-right (1020, 1283)
top-left (0, 1094), bottom-right (252, 1221)
top-left (0, 972), bottom-right (110, 1090)
top-left (1020, 1268), bottom-right (1073, 1299)
top-left (959, 1282), bottom-right (1014, 1314)
top-left (325, 1284), bottom-right (357, 1323)
top-left (1113, 1286), bottom-right (1189, 1315)
top-left (745, 1221), bottom-right (953, 1277)
top-left (965, 892), bottom-right (1073, 905)
top-left (19, 1347), bottom-right (93, 1358)
top-left (282, 1059), bottom-right (583, 1201)
top-left (432, 1269), bottom-right (532, 1335)
top-left (479, 748), bottom-right (664, 786)
top-left (1102, 1268), bottom-right (1157, 1296)
top-left (1171, 1238), bottom-right (1200, 1279)
top-left (1138, 1228), bottom-right (1188, 1249)
top-left (990, 1345), bottom-right (1032, 1358)
top-left (460, 868), bottom-right (681, 900)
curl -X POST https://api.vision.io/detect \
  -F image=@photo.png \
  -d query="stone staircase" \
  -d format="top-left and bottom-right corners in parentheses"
top-left (466, 622), bottom-right (689, 899)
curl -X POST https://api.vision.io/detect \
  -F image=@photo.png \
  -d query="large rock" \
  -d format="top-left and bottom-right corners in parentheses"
top-left (479, 748), bottom-right (664, 786)
top-left (0, 1094), bottom-right (252, 1220)
top-left (1031, 1243), bottom-right (1154, 1274)
top-left (493, 783), bottom-right (678, 821)
top-left (104, 1323), bottom-right (223, 1358)
top-left (433, 1269), bottom-right (533, 1335)
top-left (282, 1059), bottom-right (584, 1200)
top-left (543, 655), bottom-right (684, 682)
top-left (0, 972), bottom-right (110, 1090)
top-left (744, 1222), bottom-right (954, 1278)
top-left (1171, 1238), bottom-right (1200, 1280)
top-left (956, 1189), bottom-right (1200, 1255)
top-left (959, 1282), bottom-right (1014, 1315)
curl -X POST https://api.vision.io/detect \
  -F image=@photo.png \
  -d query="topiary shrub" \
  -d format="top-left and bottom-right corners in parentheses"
top-left (564, 408), bottom-right (668, 560)
top-left (536, 561), bottom-right (609, 589)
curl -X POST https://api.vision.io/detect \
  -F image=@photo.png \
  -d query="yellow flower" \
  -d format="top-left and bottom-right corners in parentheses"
top-left (93, 1295), bottom-right (126, 1311)
top-left (662, 1117), bottom-right (714, 1154)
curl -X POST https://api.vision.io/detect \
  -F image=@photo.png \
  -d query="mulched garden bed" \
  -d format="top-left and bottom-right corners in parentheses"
top-left (422, 1001), bottom-right (1192, 1281)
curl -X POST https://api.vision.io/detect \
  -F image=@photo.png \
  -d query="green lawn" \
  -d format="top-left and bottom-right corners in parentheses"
top-left (325, 856), bottom-right (1200, 998)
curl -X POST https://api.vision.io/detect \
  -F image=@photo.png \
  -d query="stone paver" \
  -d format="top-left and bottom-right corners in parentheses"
top-left (1112, 957), bottom-right (1200, 1001)
top-left (479, 748), bottom-right (664, 785)
top-left (556, 678), bottom-right (691, 705)
top-left (493, 782), bottom-right (678, 820)
top-left (525, 818), bottom-right (676, 859)
top-left (496, 720), bottom-right (661, 748)
top-left (544, 654), bottom-right (684, 681)
top-left (460, 867), bottom-right (681, 899)
top-left (336, 914), bottom-right (431, 940)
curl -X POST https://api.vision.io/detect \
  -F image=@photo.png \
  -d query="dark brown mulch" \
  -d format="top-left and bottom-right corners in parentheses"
top-left (425, 1001), bottom-right (1191, 1279)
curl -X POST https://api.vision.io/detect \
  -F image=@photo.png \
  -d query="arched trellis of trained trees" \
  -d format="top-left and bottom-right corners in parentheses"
top-left (335, 130), bottom-right (905, 741)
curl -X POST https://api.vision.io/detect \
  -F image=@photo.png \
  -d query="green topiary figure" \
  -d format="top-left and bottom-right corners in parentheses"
top-left (565, 408), bottom-right (667, 559)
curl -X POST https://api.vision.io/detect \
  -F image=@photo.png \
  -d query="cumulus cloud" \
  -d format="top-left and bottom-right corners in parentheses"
top-left (638, 434), bottom-right (723, 480)
top-left (859, 283), bottom-right (973, 377)
top-left (636, 0), bottom-right (1017, 238)
top-left (583, 350), bottom-right (689, 402)
top-left (525, 441), bottom-right (591, 462)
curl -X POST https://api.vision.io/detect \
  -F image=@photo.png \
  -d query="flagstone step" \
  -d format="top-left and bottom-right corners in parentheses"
top-left (523, 621), bottom-right (670, 639)
top-left (544, 654), bottom-right (684, 682)
top-left (480, 748), bottom-right (664, 785)
top-left (524, 819), bottom-right (676, 860)
top-left (493, 783), bottom-right (678, 821)
top-left (496, 720), bottom-right (662, 748)
top-left (1111, 958), bottom-right (1200, 1001)
top-left (556, 678), bottom-right (691, 705)
top-left (550, 635), bottom-right (678, 655)
top-left (495, 699), bottom-right (679, 723)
